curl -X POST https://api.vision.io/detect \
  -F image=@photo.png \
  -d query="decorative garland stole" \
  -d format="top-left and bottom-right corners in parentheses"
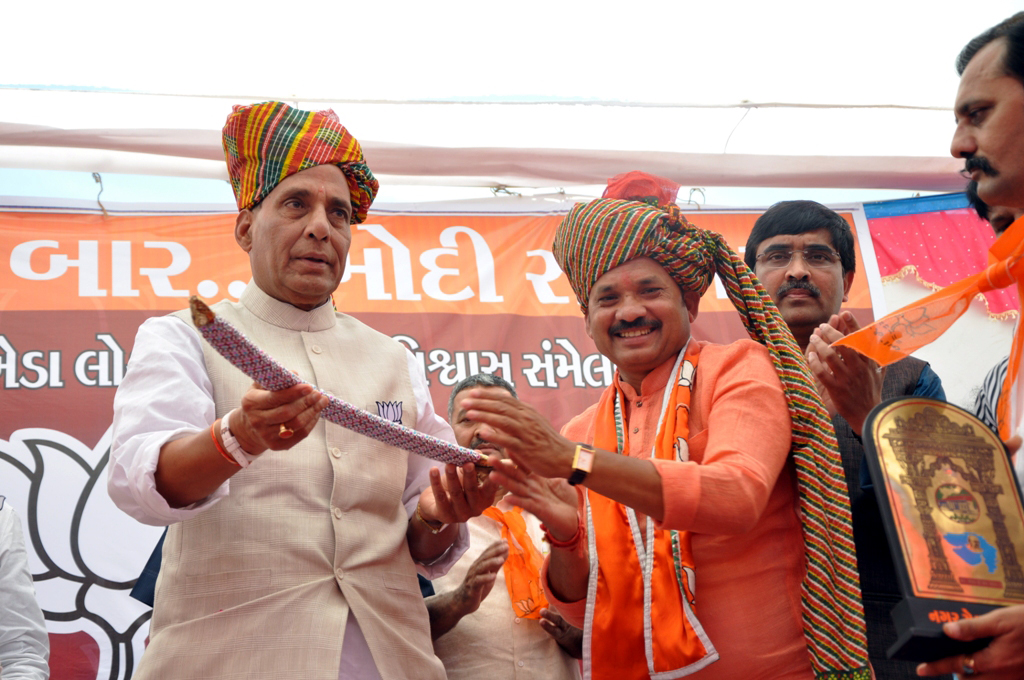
top-left (481, 505), bottom-right (550, 619)
top-left (583, 341), bottom-right (718, 680)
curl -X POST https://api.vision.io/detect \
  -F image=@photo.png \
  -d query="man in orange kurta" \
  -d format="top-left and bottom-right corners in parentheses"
top-left (459, 174), bottom-right (869, 680)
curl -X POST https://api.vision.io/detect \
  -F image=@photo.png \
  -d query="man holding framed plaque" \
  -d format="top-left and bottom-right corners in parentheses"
top-left (918, 13), bottom-right (1024, 678)
top-left (837, 12), bottom-right (1024, 679)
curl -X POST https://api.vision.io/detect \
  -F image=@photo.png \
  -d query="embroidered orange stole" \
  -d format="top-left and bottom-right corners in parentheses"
top-left (585, 342), bottom-right (717, 679)
top-left (482, 505), bottom-right (550, 619)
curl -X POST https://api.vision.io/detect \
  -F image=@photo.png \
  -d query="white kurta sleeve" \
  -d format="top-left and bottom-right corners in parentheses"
top-left (107, 315), bottom-right (230, 526)
top-left (0, 502), bottom-right (50, 680)
top-left (402, 350), bottom-right (470, 578)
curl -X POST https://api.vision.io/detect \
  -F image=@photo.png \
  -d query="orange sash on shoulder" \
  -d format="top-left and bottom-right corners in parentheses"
top-left (584, 341), bottom-right (718, 679)
top-left (482, 505), bottom-right (549, 619)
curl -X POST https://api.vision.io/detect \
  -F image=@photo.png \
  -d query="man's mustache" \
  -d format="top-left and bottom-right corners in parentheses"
top-left (777, 280), bottom-right (820, 299)
top-left (470, 436), bottom-right (500, 451)
top-left (963, 156), bottom-right (998, 178)
top-left (608, 318), bottom-right (661, 335)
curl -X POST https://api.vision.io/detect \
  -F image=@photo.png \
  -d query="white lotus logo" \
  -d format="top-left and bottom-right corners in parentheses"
top-left (376, 400), bottom-right (404, 424)
top-left (0, 426), bottom-right (164, 680)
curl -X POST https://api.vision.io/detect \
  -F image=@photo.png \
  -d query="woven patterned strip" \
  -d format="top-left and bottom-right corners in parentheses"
top-left (553, 198), bottom-right (869, 679)
top-left (189, 297), bottom-right (482, 467)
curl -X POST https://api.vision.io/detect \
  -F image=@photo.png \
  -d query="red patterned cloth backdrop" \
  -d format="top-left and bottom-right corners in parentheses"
top-left (867, 197), bottom-right (1018, 319)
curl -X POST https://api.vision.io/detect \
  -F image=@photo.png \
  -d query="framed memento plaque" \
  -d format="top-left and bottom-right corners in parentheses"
top-left (862, 397), bottom-right (1024, 661)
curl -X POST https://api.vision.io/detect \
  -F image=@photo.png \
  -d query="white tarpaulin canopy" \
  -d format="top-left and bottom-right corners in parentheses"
top-left (0, 0), bottom-right (1019, 197)
top-left (0, 93), bottom-right (967, 190)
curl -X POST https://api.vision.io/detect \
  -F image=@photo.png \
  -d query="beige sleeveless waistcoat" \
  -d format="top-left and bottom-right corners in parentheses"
top-left (133, 285), bottom-right (445, 680)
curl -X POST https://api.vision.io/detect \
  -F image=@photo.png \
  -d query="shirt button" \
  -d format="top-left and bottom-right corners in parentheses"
top-left (335, 567), bottom-right (344, 580)
top-left (633, 427), bottom-right (639, 434)
top-left (311, 345), bottom-right (323, 354)
top-left (330, 447), bottom-right (342, 458)
top-left (333, 507), bottom-right (343, 519)
top-left (514, 617), bottom-right (521, 624)
top-left (517, 661), bottom-right (524, 668)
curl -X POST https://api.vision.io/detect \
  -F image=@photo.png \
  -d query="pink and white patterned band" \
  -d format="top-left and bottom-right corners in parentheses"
top-left (189, 296), bottom-right (484, 467)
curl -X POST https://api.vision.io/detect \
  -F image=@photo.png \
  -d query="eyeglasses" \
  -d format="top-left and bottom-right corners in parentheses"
top-left (755, 248), bottom-right (841, 269)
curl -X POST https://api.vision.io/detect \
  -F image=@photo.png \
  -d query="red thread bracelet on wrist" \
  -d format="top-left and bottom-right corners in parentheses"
top-left (541, 513), bottom-right (584, 550)
top-left (211, 420), bottom-right (241, 467)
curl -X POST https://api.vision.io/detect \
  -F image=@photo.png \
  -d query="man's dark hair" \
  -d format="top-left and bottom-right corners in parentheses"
top-left (966, 180), bottom-right (990, 221)
top-left (743, 200), bottom-right (856, 274)
top-left (956, 12), bottom-right (1024, 83)
top-left (448, 373), bottom-right (517, 419)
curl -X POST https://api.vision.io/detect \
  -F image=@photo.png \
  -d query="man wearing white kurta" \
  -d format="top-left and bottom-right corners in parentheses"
top-left (428, 374), bottom-right (581, 680)
top-left (108, 101), bottom-right (497, 680)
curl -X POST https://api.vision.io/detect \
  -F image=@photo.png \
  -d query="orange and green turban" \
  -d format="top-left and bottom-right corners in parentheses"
top-left (553, 192), bottom-right (871, 679)
top-left (222, 101), bottom-right (378, 224)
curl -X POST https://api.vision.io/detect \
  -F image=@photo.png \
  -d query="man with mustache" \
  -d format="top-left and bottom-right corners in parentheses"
top-left (743, 201), bottom-right (946, 680)
top-left (918, 18), bottom-right (1024, 672)
top-left (425, 373), bottom-right (582, 680)
top-left (107, 102), bottom-right (496, 680)
top-left (460, 173), bottom-right (871, 679)
top-left (834, 14), bottom-right (1024, 677)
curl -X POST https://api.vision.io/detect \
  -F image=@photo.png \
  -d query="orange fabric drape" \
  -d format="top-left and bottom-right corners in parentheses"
top-left (837, 216), bottom-right (1024, 440)
top-left (481, 506), bottom-right (549, 619)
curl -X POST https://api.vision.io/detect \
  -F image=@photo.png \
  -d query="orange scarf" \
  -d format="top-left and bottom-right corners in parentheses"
top-left (584, 342), bottom-right (717, 679)
top-left (837, 215), bottom-right (1024, 440)
top-left (482, 505), bottom-right (549, 619)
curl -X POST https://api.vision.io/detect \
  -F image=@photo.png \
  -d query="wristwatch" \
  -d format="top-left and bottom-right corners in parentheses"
top-left (567, 444), bottom-right (596, 486)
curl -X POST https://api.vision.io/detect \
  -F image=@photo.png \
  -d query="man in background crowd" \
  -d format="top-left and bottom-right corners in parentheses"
top-left (426, 373), bottom-right (581, 679)
top-left (744, 200), bottom-right (945, 679)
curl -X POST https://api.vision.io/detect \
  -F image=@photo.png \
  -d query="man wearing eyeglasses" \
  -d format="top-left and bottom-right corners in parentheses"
top-left (744, 200), bottom-right (946, 680)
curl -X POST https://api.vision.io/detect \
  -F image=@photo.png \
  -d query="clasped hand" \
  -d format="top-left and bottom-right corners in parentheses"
top-left (231, 381), bottom-right (329, 455)
top-left (807, 311), bottom-right (885, 436)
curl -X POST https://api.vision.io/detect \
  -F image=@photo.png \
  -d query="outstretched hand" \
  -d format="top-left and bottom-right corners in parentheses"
top-left (809, 311), bottom-right (885, 435)
top-left (916, 604), bottom-right (1024, 678)
top-left (487, 456), bottom-right (580, 543)
top-left (418, 462), bottom-right (501, 525)
top-left (458, 389), bottom-right (576, 479)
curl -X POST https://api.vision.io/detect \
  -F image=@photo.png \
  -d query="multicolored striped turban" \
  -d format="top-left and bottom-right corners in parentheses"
top-left (553, 198), bottom-right (871, 680)
top-left (222, 101), bottom-right (379, 224)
